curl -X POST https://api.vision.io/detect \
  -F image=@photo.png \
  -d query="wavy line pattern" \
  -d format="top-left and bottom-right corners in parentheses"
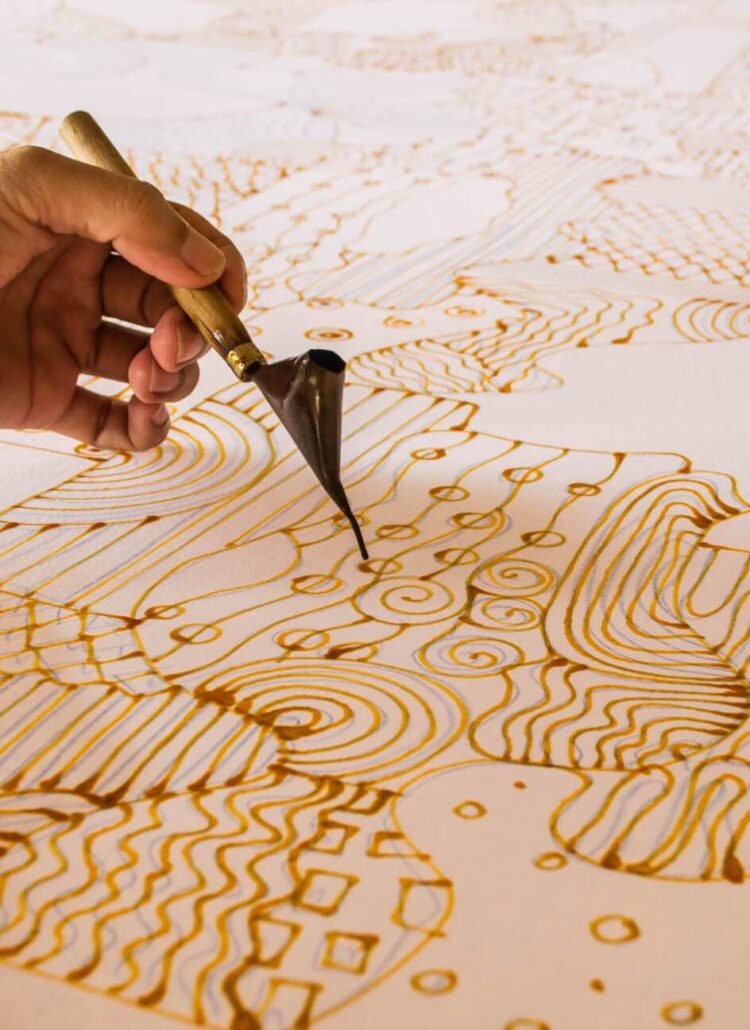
top-left (347, 282), bottom-right (661, 394)
top-left (0, 770), bottom-right (448, 1027)
top-left (2, 5), bottom-right (750, 1025)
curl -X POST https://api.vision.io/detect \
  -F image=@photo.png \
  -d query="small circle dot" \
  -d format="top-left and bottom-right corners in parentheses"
top-left (590, 914), bottom-right (641, 944)
top-left (410, 969), bottom-right (457, 995)
top-left (662, 1001), bottom-right (703, 1025)
top-left (453, 800), bottom-right (487, 819)
top-left (534, 852), bottom-right (567, 871)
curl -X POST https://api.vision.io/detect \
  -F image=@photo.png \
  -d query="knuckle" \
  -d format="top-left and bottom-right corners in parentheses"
top-left (2, 144), bottom-right (48, 177)
top-left (124, 179), bottom-right (168, 223)
top-left (0, 146), bottom-right (52, 215)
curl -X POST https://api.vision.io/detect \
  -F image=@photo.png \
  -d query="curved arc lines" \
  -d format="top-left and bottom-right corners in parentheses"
top-left (546, 472), bottom-right (747, 684)
top-left (185, 659), bottom-right (468, 784)
top-left (673, 297), bottom-right (750, 343)
top-left (7, 404), bottom-right (273, 525)
top-left (4, 30), bottom-right (750, 1028)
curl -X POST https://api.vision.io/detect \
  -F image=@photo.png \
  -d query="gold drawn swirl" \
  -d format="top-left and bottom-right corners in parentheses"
top-left (197, 659), bottom-right (465, 780)
top-left (473, 557), bottom-right (555, 597)
top-left (355, 577), bottom-right (459, 626)
top-left (419, 634), bottom-right (522, 678)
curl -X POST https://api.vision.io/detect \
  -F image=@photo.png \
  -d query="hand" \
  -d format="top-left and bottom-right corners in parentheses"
top-left (0, 145), bottom-right (246, 450)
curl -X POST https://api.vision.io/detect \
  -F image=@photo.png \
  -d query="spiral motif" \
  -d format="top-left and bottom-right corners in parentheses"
top-left (472, 557), bottom-right (555, 597)
top-left (470, 596), bottom-right (543, 632)
top-left (419, 634), bottom-right (522, 678)
top-left (355, 577), bottom-right (459, 625)
top-left (198, 659), bottom-right (464, 779)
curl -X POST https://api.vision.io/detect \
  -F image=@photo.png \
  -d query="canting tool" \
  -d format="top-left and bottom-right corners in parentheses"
top-left (60, 110), bottom-right (368, 560)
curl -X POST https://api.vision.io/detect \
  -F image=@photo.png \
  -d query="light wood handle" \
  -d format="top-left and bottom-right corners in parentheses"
top-left (59, 111), bottom-right (263, 379)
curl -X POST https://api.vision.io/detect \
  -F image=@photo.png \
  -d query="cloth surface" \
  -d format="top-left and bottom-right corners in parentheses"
top-left (1, 2), bottom-right (750, 1028)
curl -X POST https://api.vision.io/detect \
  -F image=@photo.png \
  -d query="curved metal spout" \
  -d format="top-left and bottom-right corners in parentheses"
top-left (251, 349), bottom-right (368, 560)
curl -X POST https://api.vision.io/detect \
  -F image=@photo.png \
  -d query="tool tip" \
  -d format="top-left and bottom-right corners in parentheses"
top-left (348, 513), bottom-right (369, 561)
top-left (338, 502), bottom-right (368, 560)
top-left (331, 485), bottom-right (368, 559)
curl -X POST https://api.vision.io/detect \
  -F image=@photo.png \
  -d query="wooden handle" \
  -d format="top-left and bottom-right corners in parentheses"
top-left (59, 111), bottom-right (263, 380)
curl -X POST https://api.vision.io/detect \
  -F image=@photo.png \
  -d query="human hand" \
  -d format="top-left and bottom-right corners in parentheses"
top-left (0, 145), bottom-right (246, 450)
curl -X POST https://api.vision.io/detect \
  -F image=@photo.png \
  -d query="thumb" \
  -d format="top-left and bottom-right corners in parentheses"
top-left (1, 145), bottom-right (225, 286)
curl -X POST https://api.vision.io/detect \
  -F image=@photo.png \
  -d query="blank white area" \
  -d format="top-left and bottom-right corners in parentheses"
top-left (65, 0), bottom-right (225, 33)
top-left (470, 339), bottom-right (750, 504)
top-left (578, 23), bottom-right (750, 92)
top-left (359, 177), bottom-right (512, 253)
top-left (602, 174), bottom-right (750, 213)
top-left (0, 38), bottom-right (264, 117)
top-left (0, 961), bottom-right (181, 1030)
top-left (0, 437), bottom-right (88, 512)
top-left (303, 0), bottom-right (490, 38)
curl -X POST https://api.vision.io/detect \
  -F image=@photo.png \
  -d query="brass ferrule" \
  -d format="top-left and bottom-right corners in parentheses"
top-left (227, 343), bottom-right (264, 381)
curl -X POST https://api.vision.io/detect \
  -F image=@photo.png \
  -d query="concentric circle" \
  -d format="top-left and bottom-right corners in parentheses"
top-left (195, 659), bottom-right (464, 779)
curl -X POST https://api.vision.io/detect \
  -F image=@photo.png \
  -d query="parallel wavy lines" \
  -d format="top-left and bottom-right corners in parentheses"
top-left (471, 465), bottom-right (749, 787)
top-left (0, 679), bottom-right (267, 803)
top-left (471, 659), bottom-right (745, 770)
top-left (292, 150), bottom-right (626, 309)
top-left (0, 769), bottom-right (443, 1028)
top-left (347, 284), bottom-right (660, 395)
top-left (679, 545), bottom-right (750, 685)
top-left (525, 475), bottom-right (750, 881)
top-left (553, 755), bottom-right (750, 882)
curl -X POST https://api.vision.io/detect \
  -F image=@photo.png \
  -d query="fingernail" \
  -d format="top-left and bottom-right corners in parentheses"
top-left (180, 227), bottom-right (225, 278)
top-left (176, 323), bottom-right (204, 364)
top-left (152, 404), bottom-right (169, 426)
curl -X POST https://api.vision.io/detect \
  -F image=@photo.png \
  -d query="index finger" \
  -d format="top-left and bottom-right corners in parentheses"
top-left (1, 146), bottom-right (226, 288)
top-left (173, 203), bottom-right (247, 313)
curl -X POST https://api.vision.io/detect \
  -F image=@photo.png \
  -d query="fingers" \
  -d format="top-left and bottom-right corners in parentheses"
top-left (53, 318), bottom-right (202, 451)
top-left (85, 319), bottom-right (202, 405)
top-left (147, 305), bottom-right (208, 373)
top-left (99, 262), bottom-right (210, 375)
top-left (101, 222), bottom-right (246, 325)
top-left (84, 322), bottom-right (149, 381)
top-left (1, 145), bottom-right (226, 288)
top-left (128, 344), bottom-right (200, 404)
top-left (100, 255), bottom-right (175, 326)
top-left (51, 388), bottom-right (170, 452)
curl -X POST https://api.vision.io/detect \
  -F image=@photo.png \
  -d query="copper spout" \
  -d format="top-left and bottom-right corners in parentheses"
top-left (252, 350), bottom-right (368, 560)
